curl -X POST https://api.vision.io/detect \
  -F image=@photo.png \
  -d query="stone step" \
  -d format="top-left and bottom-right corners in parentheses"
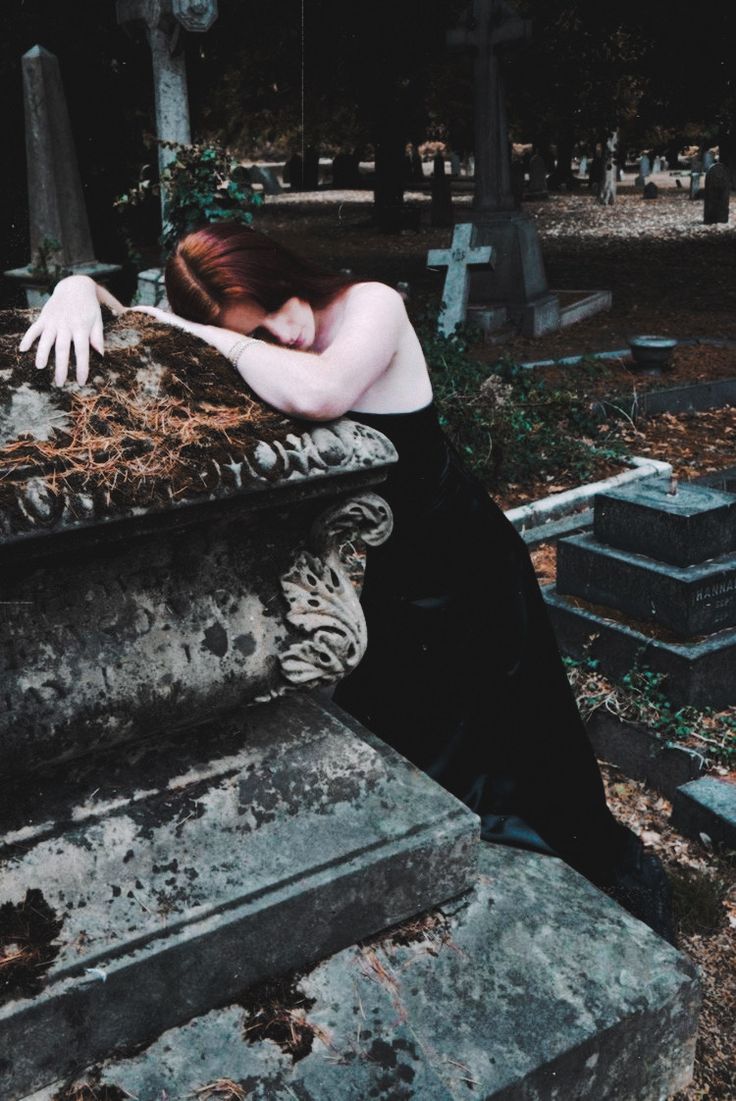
top-left (670, 777), bottom-right (736, 849)
top-left (556, 532), bottom-right (736, 638)
top-left (594, 478), bottom-right (736, 567)
top-left (29, 845), bottom-right (700, 1101)
top-left (0, 696), bottom-right (478, 1099)
top-left (544, 583), bottom-right (736, 709)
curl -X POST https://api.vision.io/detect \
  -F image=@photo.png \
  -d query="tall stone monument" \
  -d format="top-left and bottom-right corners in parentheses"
top-left (116, 0), bottom-right (218, 223)
top-left (3, 46), bottom-right (120, 306)
top-left (448, 0), bottom-right (561, 336)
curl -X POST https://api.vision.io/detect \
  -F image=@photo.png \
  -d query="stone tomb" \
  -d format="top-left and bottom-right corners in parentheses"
top-left (546, 476), bottom-right (736, 708)
top-left (1, 312), bottom-right (698, 1099)
top-left (0, 311), bottom-right (478, 1096)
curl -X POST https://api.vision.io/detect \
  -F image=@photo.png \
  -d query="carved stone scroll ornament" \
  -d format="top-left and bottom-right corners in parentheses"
top-left (278, 492), bottom-right (393, 689)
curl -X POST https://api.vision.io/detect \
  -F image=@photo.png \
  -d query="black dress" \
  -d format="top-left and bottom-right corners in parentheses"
top-left (334, 403), bottom-right (667, 911)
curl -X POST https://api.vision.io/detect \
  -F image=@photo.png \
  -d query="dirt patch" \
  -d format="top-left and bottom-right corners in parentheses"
top-left (617, 406), bottom-right (736, 482)
top-left (602, 766), bottom-right (736, 1101)
top-left (53, 1078), bottom-right (130, 1101)
top-left (526, 342), bottom-right (736, 394)
top-left (0, 888), bottom-right (63, 1003)
top-left (239, 973), bottom-right (317, 1062)
top-left (359, 908), bottom-right (452, 953)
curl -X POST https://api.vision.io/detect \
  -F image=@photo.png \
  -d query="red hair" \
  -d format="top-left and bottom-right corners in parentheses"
top-left (165, 222), bottom-right (355, 324)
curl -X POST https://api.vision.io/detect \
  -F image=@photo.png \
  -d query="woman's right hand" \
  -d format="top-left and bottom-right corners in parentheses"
top-left (18, 275), bottom-right (105, 386)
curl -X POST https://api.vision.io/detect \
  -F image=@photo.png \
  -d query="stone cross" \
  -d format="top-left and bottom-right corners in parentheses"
top-left (427, 223), bottom-right (494, 336)
top-left (116, 0), bottom-right (218, 221)
top-left (448, 0), bottom-right (531, 214)
top-left (3, 46), bottom-right (120, 305)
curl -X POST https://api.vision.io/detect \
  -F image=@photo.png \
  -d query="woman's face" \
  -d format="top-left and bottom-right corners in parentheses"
top-left (220, 296), bottom-right (316, 350)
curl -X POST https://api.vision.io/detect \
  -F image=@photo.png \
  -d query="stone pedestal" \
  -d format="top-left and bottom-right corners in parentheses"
top-left (0, 697), bottom-right (478, 1098)
top-left (30, 846), bottom-right (700, 1101)
top-left (468, 212), bottom-right (561, 336)
top-left (546, 477), bottom-right (736, 707)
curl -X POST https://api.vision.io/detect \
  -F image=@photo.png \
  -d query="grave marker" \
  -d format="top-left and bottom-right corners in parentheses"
top-left (547, 477), bottom-right (736, 709)
top-left (116, 0), bottom-right (218, 223)
top-left (528, 151), bottom-right (548, 195)
top-left (427, 223), bottom-right (494, 336)
top-left (249, 164), bottom-right (282, 195)
top-left (704, 162), bottom-right (730, 224)
top-left (447, 0), bottom-right (562, 335)
top-left (3, 47), bottom-right (120, 306)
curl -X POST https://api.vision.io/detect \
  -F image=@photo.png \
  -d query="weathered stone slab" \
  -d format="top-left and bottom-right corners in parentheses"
top-left (558, 288), bottom-right (612, 328)
top-left (48, 845), bottom-right (699, 1101)
top-left (544, 584), bottom-right (736, 709)
top-left (586, 712), bottom-right (708, 799)
top-left (670, 777), bottom-right (736, 849)
top-left (594, 478), bottom-right (736, 567)
top-left (557, 532), bottom-right (736, 637)
top-left (0, 695), bottom-right (479, 1099)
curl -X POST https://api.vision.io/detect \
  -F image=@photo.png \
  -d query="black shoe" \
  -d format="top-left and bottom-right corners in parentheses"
top-left (480, 813), bottom-right (558, 856)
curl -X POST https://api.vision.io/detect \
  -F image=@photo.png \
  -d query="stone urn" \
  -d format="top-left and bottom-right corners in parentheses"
top-left (628, 334), bottom-right (677, 373)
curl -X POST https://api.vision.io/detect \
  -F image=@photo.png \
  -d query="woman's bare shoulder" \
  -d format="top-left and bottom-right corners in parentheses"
top-left (342, 281), bottom-right (406, 309)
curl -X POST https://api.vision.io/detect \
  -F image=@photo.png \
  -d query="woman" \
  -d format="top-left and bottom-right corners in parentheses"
top-left (20, 222), bottom-right (674, 940)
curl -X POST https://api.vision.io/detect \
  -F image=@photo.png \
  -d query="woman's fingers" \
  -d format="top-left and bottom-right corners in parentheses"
top-left (72, 330), bottom-right (90, 386)
top-left (35, 327), bottom-right (56, 370)
top-left (53, 332), bottom-right (71, 387)
top-left (19, 319), bottom-right (42, 353)
top-left (90, 316), bottom-right (105, 357)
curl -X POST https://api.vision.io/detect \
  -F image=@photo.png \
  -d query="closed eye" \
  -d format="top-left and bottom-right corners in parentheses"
top-left (249, 326), bottom-right (279, 344)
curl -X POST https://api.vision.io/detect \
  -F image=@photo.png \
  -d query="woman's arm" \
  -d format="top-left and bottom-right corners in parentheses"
top-left (19, 275), bottom-right (125, 386)
top-left (133, 283), bottom-right (407, 420)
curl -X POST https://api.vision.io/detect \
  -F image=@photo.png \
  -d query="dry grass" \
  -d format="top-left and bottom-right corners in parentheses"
top-left (192, 1080), bottom-right (249, 1100)
top-left (1, 314), bottom-right (292, 512)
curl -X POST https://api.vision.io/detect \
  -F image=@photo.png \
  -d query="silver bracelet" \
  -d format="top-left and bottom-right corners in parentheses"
top-left (227, 336), bottom-right (261, 366)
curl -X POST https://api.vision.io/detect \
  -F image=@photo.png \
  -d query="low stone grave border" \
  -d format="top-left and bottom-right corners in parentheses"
top-left (519, 337), bottom-right (736, 421)
top-left (505, 455), bottom-right (672, 544)
top-left (583, 706), bottom-right (736, 851)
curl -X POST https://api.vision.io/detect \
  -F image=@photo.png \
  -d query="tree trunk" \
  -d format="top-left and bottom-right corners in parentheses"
top-left (717, 126), bottom-right (736, 190)
top-left (553, 125), bottom-right (575, 188)
top-left (665, 137), bottom-right (683, 171)
top-left (599, 131), bottom-right (618, 205)
top-left (373, 115), bottom-right (407, 232)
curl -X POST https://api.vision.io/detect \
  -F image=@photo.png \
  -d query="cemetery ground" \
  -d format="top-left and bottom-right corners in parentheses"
top-left (252, 184), bottom-right (736, 1100)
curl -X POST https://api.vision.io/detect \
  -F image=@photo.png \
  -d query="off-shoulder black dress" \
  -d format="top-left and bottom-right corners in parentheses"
top-left (334, 403), bottom-right (664, 910)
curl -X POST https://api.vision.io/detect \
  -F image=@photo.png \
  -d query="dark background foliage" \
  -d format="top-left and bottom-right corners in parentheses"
top-left (2, 0), bottom-right (735, 302)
